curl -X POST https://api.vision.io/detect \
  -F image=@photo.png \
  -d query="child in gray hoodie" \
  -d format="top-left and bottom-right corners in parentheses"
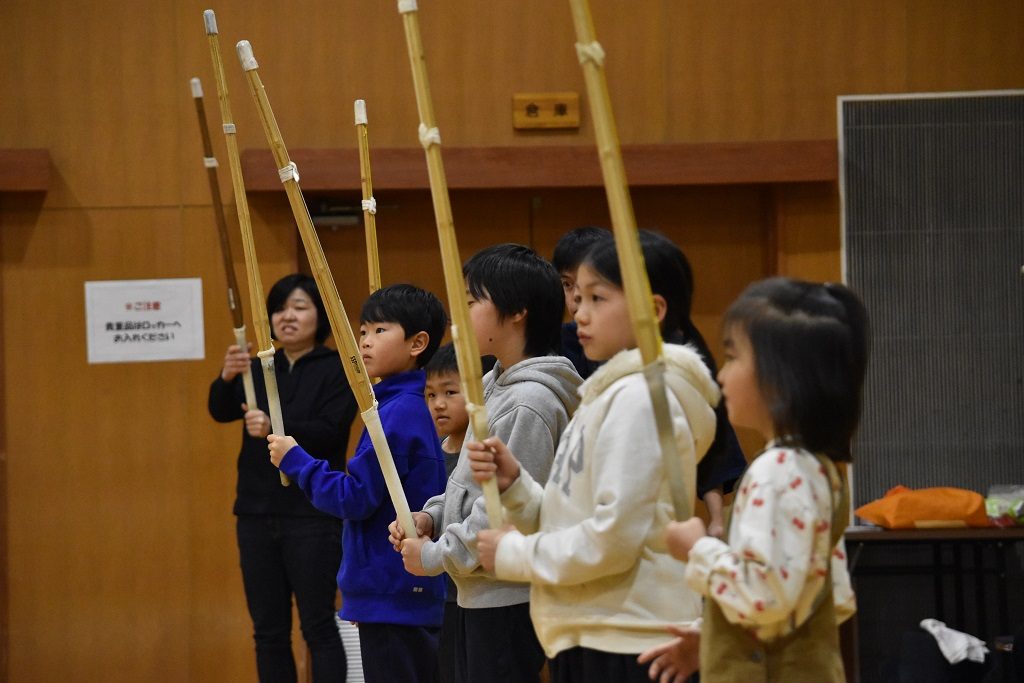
top-left (390, 244), bottom-right (581, 683)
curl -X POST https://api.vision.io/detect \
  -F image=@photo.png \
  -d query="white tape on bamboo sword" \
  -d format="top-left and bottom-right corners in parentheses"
top-left (203, 10), bottom-right (288, 486)
top-left (355, 99), bottom-right (382, 294)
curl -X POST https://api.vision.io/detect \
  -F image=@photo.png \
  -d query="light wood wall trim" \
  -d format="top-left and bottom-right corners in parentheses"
top-left (241, 140), bottom-right (837, 192)
top-left (0, 150), bottom-right (50, 193)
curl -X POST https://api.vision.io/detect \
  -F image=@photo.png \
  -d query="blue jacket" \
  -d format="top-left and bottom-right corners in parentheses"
top-left (279, 370), bottom-right (447, 627)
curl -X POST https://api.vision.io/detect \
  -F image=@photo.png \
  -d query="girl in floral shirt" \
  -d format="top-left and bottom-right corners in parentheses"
top-left (662, 277), bottom-right (869, 682)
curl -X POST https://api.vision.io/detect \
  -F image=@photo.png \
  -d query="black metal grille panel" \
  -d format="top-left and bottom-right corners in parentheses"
top-left (840, 92), bottom-right (1024, 507)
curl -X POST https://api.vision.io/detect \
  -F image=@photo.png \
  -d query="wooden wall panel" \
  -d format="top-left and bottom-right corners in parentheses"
top-left (0, 150), bottom-right (51, 192)
top-left (0, 201), bottom-right (298, 681)
top-left (315, 189), bottom-right (533, 316)
top-left (665, 1), bottom-right (910, 142)
top-left (5, 1), bottom-right (1019, 211)
top-left (0, 1), bottom-right (182, 210)
top-left (905, 0), bottom-right (1024, 93)
top-left (581, 3), bottom-right (670, 144)
top-left (3, 208), bottom-right (193, 680)
top-left (775, 183), bottom-right (843, 282)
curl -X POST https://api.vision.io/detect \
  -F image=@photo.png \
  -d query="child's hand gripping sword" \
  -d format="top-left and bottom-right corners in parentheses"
top-left (202, 11), bottom-right (290, 486)
top-left (568, 0), bottom-right (698, 520)
top-left (235, 40), bottom-right (416, 535)
top-left (395, 0), bottom-right (503, 528)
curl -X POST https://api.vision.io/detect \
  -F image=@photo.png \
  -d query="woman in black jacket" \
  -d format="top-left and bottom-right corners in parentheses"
top-left (209, 273), bottom-right (358, 682)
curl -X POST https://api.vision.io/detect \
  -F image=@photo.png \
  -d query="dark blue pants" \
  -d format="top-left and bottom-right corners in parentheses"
top-left (236, 515), bottom-right (346, 683)
top-left (358, 622), bottom-right (441, 683)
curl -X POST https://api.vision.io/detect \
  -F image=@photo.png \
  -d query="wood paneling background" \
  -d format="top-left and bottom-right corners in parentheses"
top-left (1, 1), bottom-right (1021, 679)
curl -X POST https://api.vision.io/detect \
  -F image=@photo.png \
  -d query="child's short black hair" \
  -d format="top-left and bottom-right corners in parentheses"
top-left (723, 277), bottom-right (870, 462)
top-left (359, 284), bottom-right (448, 368)
top-left (424, 342), bottom-right (459, 377)
top-left (463, 244), bottom-right (563, 358)
top-left (266, 273), bottom-right (331, 344)
top-left (552, 226), bottom-right (613, 274)
top-left (425, 342), bottom-right (498, 379)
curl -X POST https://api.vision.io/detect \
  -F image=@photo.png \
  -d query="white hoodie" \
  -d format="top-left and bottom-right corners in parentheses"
top-left (494, 344), bottom-right (720, 658)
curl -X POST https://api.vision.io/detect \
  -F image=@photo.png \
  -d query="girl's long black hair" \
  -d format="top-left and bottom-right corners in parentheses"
top-left (582, 230), bottom-right (715, 367)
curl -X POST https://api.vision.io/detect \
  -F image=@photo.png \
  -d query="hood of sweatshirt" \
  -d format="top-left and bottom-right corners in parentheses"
top-left (580, 343), bottom-right (721, 462)
top-left (484, 354), bottom-right (583, 420)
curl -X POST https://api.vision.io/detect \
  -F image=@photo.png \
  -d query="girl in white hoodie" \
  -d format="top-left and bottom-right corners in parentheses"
top-left (469, 232), bottom-right (719, 682)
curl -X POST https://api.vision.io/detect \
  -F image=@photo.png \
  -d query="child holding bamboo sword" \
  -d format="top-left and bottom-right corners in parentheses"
top-left (467, 232), bottom-right (718, 682)
top-left (422, 342), bottom-right (496, 682)
top-left (650, 278), bottom-right (864, 682)
top-left (390, 244), bottom-right (582, 683)
top-left (268, 284), bottom-right (449, 683)
top-left (552, 226), bottom-right (746, 542)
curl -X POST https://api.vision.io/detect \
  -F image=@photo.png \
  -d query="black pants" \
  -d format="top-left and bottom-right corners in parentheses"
top-left (358, 622), bottom-right (441, 683)
top-left (236, 515), bottom-right (346, 683)
top-left (455, 603), bottom-right (546, 683)
top-left (550, 647), bottom-right (656, 683)
top-left (439, 601), bottom-right (459, 682)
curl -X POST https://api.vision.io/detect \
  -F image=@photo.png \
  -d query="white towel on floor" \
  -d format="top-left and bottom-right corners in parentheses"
top-left (919, 618), bottom-right (989, 664)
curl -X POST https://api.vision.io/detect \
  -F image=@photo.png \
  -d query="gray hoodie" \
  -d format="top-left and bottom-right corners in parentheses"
top-left (419, 355), bottom-right (582, 608)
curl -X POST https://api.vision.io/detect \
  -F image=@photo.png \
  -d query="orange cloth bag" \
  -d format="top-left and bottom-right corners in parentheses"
top-left (855, 485), bottom-right (991, 529)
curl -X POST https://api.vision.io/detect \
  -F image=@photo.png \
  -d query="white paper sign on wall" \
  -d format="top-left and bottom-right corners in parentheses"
top-left (85, 278), bottom-right (205, 364)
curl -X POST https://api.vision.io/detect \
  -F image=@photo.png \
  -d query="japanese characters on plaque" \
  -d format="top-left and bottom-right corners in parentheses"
top-left (85, 278), bottom-right (205, 364)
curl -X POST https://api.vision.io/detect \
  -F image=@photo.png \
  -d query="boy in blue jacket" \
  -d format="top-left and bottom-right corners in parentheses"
top-left (268, 284), bottom-right (448, 683)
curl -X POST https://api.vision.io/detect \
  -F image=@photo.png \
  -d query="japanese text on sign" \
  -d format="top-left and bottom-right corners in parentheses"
top-left (85, 278), bottom-right (205, 364)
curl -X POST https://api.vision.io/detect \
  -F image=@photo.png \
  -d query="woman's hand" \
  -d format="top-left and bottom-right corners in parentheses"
top-left (267, 434), bottom-right (297, 467)
top-left (244, 404), bottom-right (272, 439)
top-left (220, 343), bottom-right (251, 382)
top-left (466, 437), bottom-right (521, 493)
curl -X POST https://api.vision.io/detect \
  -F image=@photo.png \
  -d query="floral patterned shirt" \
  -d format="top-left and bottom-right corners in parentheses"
top-left (684, 446), bottom-right (855, 642)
